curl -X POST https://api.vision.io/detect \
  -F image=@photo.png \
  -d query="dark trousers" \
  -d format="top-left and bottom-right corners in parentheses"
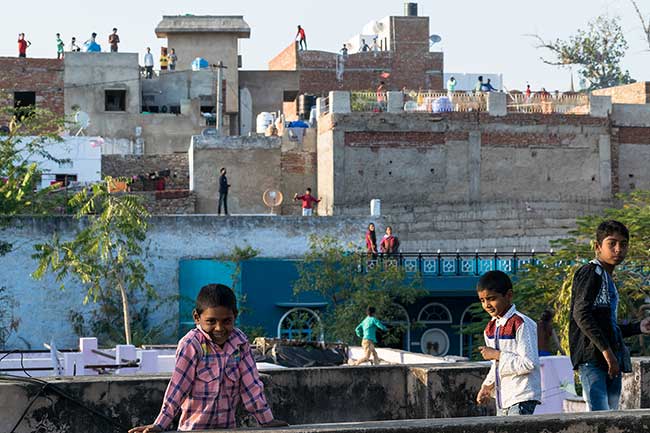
top-left (145, 66), bottom-right (153, 79)
top-left (218, 192), bottom-right (228, 215)
top-left (299, 38), bottom-right (307, 50)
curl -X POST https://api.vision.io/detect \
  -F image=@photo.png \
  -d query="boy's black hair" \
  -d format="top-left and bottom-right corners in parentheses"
top-left (596, 220), bottom-right (629, 244)
top-left (195, 284), bottom-right (238, 316)
top-left (476, 270), bottom-right (512, 296)
top-left (306, 187), bottom-right (312, 193)
top-left (366, 306), bottom-right (376, 316)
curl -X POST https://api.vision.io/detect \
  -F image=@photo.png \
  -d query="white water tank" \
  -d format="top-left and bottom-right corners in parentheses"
top-left (256, 112), bottom-right (275, 134)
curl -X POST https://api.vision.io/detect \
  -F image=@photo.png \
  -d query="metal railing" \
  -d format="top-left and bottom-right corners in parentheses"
top-left (403, 91), bottom-right (487, 113)
top-left (506, 93), bottom-right (589, 114)
top-left (351, 91), bottom-right (387, 112)
top-left (359, 250), bottom-right (552, 276)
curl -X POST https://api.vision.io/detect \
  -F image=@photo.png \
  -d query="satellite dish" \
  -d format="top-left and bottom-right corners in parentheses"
top-left (420, 328), bottom-right (450, 357)
top-left (262, 189), bottom-right (284, 215)
top-left (202, 127), bottom-right (218, 137)
top-left (372, 21), bottom-right (384, 34)
top-left (74, 111), bottom-right (91, 136)
top-left (429, 34), bottom-right (442, 48)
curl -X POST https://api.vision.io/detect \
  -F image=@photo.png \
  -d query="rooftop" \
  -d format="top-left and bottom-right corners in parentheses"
top-left (155, 15), bottom-right (251, 38)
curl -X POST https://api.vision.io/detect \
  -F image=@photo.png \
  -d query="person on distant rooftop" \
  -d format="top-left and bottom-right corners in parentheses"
top-left (296, 25), bottom-right (307, 50)
top-left (70, 37), bottom-right (81, 52)
top-left (108, 28), bottom-right (120, 52)
top-left (144, 47), bottom-right (154, 79)
top-left (18, 33), bottom-right (31, 58)
top-left (56, 33), bottom-right (64, 59)
top-left (474, 76), bottom-right (484, 93)
top-left (85, 33), bottom-right (101, 52)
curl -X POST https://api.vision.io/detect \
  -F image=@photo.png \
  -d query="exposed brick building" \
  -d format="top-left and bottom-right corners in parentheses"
top-left (0, 57), bottom-right (64, 123)
top-left (267, 15), bottom-right (443, 95)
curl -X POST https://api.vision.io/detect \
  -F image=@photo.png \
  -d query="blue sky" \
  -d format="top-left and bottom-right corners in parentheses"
top-left (2, 0), bottom-right (649, 90)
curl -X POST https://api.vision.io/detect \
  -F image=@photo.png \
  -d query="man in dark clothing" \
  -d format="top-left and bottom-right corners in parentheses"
top-left (569, 220), bottom-right (650, 411)
top-left (218, 167), bottom-right (230, 215)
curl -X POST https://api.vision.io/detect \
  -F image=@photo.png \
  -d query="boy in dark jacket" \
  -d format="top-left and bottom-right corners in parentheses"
top-left (218, 167), bottom-right (231, 215)
top-left (569, 220), bottom-right (650, 411)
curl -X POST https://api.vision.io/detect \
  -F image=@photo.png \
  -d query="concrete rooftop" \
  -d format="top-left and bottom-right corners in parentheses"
top-left (155, 15), bottom-right (251, 38)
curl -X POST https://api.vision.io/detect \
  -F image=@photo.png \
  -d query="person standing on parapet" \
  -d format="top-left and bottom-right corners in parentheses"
top-left (56, 33), bottom-right (64, 59)
top-left (293, 188), bottom-right (320, 216)
top-left (218, 167), bottom-right (231, 216)
top-left (296, 25), bottom-right (307, 50)
top-left (144, 47), bottom-right (154, 79)
top-left (108, 28), bottom-right (120, 52)
top-left (69, 37), bottom-right (81, 52)
top-left (18, 33), bottom-right (31, 58)
top-left (168, 48), bottom-right (178, 71)
top-left (350, 306), bottom-right (388, 366)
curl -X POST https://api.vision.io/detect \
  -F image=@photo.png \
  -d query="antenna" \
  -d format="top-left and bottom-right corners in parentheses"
top-left (429, 34), bottom-right (442, 48)
top-left (74, 111), bottom-right (91, 136)
top-left (262, 189), bottom-right (284, 215)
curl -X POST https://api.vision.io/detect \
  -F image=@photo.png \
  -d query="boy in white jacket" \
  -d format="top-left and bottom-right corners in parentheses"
top-left (476, 270), bottom-right (542, 416)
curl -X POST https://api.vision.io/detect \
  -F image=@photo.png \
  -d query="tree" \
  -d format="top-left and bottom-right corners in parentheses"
top-left (0, 104), bottom-right (67, 255)
top-left (293, 235), bottom-right (425, 345)
top-left (630, 0), bottom-right (650, 50)
top-left (462, 191), bottom-right (650, 358)
top-left (32, 178), bottom-right (153, 345)
top-left (531, 16), bottom-right (635, 90)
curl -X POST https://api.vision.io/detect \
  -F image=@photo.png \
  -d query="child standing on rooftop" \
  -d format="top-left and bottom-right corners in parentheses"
top-left (351, 306), bottom-right (387, 366)
top-left (129, 284), bottom-right (287, 432)
top-left (569, 220), bottom-right (650, 411)
top-left (476, 270), bottom-right (542, 416)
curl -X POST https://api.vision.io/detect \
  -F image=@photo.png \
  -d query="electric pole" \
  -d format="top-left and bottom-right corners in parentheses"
top-left (213, 61), bottom-right (227, 135)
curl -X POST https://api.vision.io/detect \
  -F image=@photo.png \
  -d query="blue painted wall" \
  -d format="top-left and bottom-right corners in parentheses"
top-left (178, 258), bottom-right (487, 356)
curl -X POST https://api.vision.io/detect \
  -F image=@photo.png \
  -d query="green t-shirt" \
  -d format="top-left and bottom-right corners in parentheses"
top-left (355, 316), bottom-right (388, 343)
top-left (56, 38), bottom-right (64, 53)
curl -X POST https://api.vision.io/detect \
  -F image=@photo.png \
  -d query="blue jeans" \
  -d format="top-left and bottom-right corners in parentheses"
top-left (579, 363), bottom-right (622, 411)
top-left (498, 400), bottom-right (538, 416)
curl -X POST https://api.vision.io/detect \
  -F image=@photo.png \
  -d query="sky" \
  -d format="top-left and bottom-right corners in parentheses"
top-left (2, 0), bottom-right (649, 91)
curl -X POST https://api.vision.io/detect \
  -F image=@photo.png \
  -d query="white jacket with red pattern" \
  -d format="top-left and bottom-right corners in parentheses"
top-left (481, 304), bottom-right (542, 410)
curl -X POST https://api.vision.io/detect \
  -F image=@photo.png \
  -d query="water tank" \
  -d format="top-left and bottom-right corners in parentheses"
top-left (404, 2), bottom-right (418, 16)
top-left (256, 112), bottom-right (275, 134)
top-left (298, 94), bottom-right (317, 120)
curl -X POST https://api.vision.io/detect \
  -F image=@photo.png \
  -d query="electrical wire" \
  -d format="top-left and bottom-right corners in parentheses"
top-left (0, 351), bottom-right (129, 433)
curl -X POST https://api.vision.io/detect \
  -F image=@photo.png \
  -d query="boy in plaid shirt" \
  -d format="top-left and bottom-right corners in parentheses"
top-left (130, 284), bottom-right (287, 432)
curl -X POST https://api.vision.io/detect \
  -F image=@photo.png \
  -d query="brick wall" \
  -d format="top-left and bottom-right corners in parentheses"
top-left (593, 82), bottom-right (650, 104)
top-left (268, 15), bottom-right (444, 95)
top-left (0, 57), bottom-right (64, 123)
top-left (101, 154), bottom-right (190, 190)
top-left (268, 42), bottom-right (298, 70)
top-left (138, 191), bottom-right (196, 214)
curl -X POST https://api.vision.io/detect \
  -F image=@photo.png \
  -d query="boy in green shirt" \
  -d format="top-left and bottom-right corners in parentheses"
top-left (351, 306), bottom-right (387, 366)
top-left (56, 33), bottom-right (64, 59)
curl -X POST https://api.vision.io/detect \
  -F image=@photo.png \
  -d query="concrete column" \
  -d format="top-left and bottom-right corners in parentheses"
top-left (468, 131), bottom-right (481, 202)
top-left (329, 91), bottom-right (351, 114)
top-left (599, 134), bottom-right (613, 199)
top-left (387, 91), bottom-right (404, 113)
top-left (589, 95), bottom-right (612, 118)
top-left (239, 87), bottom-right (253, 136)
top-left (487, 92), bottom-right (507, 117)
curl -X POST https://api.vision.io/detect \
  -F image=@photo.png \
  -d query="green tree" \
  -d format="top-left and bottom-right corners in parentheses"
top-left (1, 104), bottom-right (68, 255)
top-left (532, 16), bottom-right (635, 90)
top-left (462, 191), bottom-right (650, 358)
top-left (293, 235), bottom-right (425, 345)
top-left (32, 178), bottom-right (153, 345)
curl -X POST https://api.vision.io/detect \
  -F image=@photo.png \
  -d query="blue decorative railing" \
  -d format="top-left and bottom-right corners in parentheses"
top-left (361, 251), bottom-right (553, 277)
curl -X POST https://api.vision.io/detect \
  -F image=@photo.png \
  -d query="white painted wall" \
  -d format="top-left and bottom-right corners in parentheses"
top-left (19, 136), bottom-right (102, 189)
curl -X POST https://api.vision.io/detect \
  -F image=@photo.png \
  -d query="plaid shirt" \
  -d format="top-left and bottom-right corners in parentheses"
top-left (154, 327), bottom-right (274, 431)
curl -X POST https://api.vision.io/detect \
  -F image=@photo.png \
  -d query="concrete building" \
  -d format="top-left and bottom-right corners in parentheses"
top-left (155, 15), bottom-right (251, 119)
top-left (262, 11), bottom-right (444, 120)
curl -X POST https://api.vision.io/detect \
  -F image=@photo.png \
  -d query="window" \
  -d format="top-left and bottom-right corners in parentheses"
top-left (277, 308), bottom-right (323, 341)
top-left (14, 91), bottom-right (36, 119)
top-left (417, 303), bottom-right (453, 324)
top-left (105, 90), bottom-right (126, 112)
top-left (53, 174), bottom-right (77, 187)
